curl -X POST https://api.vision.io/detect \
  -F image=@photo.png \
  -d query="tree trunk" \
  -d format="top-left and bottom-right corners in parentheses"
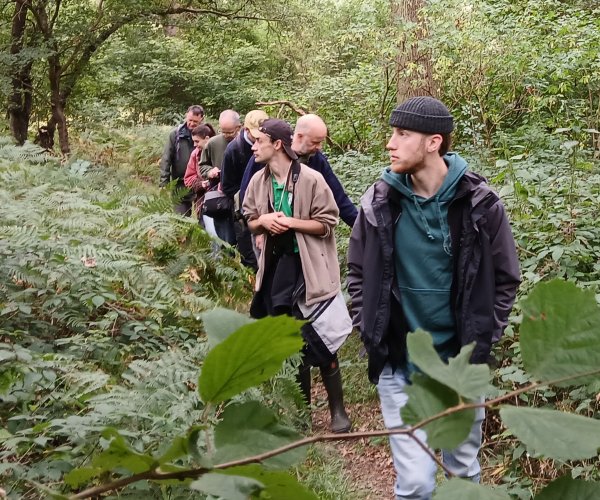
top-left (391, 0), bottom-right (437, 103)
top-left (48, 55), bottom-right (70, 154)
top-left (8, 0), bottom-right (33, 145)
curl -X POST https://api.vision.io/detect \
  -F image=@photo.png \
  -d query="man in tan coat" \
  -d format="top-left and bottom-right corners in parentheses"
top-left (243, 118), bottom-right (352, 433)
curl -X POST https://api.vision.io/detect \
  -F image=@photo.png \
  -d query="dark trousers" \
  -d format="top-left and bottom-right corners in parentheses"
top-left (235, 221), bottom-right (258, 271)
top-left (213, 214), bottom-right (236, 245)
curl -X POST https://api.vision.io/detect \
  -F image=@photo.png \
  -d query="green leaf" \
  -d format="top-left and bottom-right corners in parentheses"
top-left (198, 315), bottom-right (304, 404)
top-left (64, 467), bottom-right (103, 486)
top-left (216, 464), bottom-right (319, 499)
top-left (202, 307), bottom-right (255, 349)
top-left (213, 401), bottom-right (305, 469)
top-left (401, 373), bottom-right (475, 450)
top-left (534, 474), bottom-right (600, 499)
top-left (157, 436), bottom-right (189, 465)
top-left (91, 427), bottom-right (158, 474)
top-left (500, 406), bottom-right (600, 460)
top-left (92, 295), bottom-right (105, 307)
top-left (434, 478), bottom-right (511, 499)
top-left (407, 330), bottom-right (492, 399)
top-left (31, 482), bottom-right (71, 500)
top-left (191, 473), bottom-right (264, 500)
top-left (520, 280), bottom-right (600, 386)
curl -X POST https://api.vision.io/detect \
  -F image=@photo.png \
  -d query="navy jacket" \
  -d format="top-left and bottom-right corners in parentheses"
top-left (221, 133), bottom-right (254, 199)
top-left (347, 172), bottom-right (521, 384)
top-left (240, 151), bottom-right (358, 227)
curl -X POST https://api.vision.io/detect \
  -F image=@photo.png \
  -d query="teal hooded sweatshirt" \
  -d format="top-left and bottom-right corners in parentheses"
top-left (381, 153), bottom-right (468, 373)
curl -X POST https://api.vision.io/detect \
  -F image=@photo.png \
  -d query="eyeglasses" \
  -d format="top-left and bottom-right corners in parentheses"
top-left (221, 130), bottom-right (237, 137)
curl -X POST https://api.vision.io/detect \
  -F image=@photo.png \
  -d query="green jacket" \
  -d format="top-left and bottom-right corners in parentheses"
top-left (160, 124), bottom-right (195, 187)
top-left (199, 134), bottom-right (231, 178)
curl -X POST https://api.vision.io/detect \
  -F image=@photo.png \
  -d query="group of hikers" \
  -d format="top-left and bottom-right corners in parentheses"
top-left (160, 97), bottom-right (521, 500)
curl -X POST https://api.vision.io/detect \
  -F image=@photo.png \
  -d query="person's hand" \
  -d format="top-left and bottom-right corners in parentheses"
top-left (202, 179), bottom-right (210, 189)
top-left (208, 167), bottom-right (220, 179)
top-left (259, 212), bottom-right (288, 235)
top-left (275, 216), bottom-right (296, 231)
top-left (255, 234), bottom-right (264, 251)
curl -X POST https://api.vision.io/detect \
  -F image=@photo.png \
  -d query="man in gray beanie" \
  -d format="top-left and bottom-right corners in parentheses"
top-left (347, 97), bottom-right (520, 499)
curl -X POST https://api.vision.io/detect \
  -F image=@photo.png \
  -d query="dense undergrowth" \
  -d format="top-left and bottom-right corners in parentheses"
top-left (0, 137), bottom-right (260, 499)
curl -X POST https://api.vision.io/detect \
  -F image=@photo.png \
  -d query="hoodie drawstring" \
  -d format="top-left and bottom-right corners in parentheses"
top-left (412, 195), bottom-right (434, 240)
top-left (436, 196), bottom-right (452, 256)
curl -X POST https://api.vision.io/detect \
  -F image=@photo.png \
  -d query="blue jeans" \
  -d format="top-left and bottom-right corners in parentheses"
top-left (213, 215), bottom-right (236, 246)
top-left (377, 364), bottom-right (485, 500)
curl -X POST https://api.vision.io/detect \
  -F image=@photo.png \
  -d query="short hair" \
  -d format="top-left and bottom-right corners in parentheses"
top-left (192, 123), bottom-right (216, 138)
top-left (187, 105), bottom-right (204, 116)
top-left (219, 109), bottom-right (241, 127)
top-left (439, 133), bottom-right (452, 156)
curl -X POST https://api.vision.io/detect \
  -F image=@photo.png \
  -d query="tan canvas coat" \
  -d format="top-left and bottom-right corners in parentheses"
top-left (242, 163), bottom-right (340, 306)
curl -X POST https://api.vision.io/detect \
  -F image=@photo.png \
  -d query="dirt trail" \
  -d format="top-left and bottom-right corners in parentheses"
top-left (310, 382), bottom-right (396, 500)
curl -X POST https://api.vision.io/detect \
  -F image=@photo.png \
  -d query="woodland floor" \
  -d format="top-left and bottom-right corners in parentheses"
top-left (311, 380), bottom-right (396, 499)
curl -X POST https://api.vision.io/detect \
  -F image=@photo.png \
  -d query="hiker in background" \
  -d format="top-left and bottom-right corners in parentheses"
top-left (347, 97), bottom-right (520, 499)
top-left (243, 118), bottom-right (352, 434)
top-left (184, 123), bottom-right (217, 231)
top-left (240, 113), bottom-right (358, 228)
top-left (160, 105), bottom-right (205, 216)
top-left (199, 110), bottom-right (242, 245)
top-left (220, 110), bottom-right (269, 271)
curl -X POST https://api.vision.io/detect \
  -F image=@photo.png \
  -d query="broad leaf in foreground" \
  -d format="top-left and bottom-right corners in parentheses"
top-left (520, 280), bottom-right (600, 386)
top-left (191, 472), bottom-right (263, 500)
top-left (202, 308), bottom-right (255, 349)
top-left (65, 427), bottom-right (157, 486)
top-left (500, 406), bottom-right (600, 460)
top-left (198, 315), bottom-right (304, 404)
top-left (213, 401), bottom-right (305, 469)
top-left (434, 478), bottom-right (511, 499)
top-left (534, 474), bottom-right (600, 499)
top-left (217, 464), bottom-right (319, 499)
top-left (401, 373), bottom-right (475, 451)
top-left (407, 330), bottom-right (492, 399)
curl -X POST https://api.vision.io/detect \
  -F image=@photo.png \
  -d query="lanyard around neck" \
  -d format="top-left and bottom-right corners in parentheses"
top-left (272, 161), bottom-right (293, 213)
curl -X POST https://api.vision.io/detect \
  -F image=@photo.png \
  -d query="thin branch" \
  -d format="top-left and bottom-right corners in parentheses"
top-left (161, 6), bottom-right (282, 22)
top-left (256, 100), bottom-right (307, 116)
top-left (408, 430), bottom-right (456, 478)
top-left (68, 367), bottom-right (600, 499)
top-left (49, 0), bottom-right (61, 30)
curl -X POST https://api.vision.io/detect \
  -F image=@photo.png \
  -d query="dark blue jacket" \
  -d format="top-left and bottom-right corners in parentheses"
top-left (240, 151), bottom-right (358, 227)
top-left (221, 133), bottom-right (254, 199)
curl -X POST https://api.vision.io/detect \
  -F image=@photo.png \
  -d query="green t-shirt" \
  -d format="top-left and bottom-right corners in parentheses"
top-left (271, 174), bottom-right (299, 253)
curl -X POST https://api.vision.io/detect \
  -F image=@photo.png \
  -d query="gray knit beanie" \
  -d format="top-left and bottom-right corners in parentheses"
top-left (389, 96), bottom-right (454, 134)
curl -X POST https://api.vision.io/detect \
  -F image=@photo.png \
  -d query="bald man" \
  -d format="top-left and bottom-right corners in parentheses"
top-left (240, 114), bottom-right (358, 227)
top-left (199, 110), bottom-right (242, 245)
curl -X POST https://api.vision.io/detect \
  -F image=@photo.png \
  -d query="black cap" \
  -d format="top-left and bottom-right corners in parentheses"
top-left (258, 118), bottom-right (298, 160)
top-left (389, 97), bottom-right (454, 135)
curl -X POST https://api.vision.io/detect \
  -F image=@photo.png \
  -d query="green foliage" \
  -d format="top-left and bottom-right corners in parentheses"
top-left (500, 407), bottom-right (600, 461)
top-left (435, 478), bottom-right (511, 500)
top-left (534, 475), bottom-right (600, 500)
top-left (198, 315), bottom-right (304, 404)
top-left (402, 373), bottom-right (476, 451)
top-left (519, 280), bottom-right (600, 386)
top-left (407, 330), bottom-right (492, 399)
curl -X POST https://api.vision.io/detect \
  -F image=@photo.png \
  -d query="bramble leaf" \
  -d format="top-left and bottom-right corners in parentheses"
top-left (213, 401), bottom-right (305, 469)
top-left (202, 307), bottom-right (255, 349)
top-left (198, 315), bottom-right (304, 404)
top-left (500, 406), bottom-right (600, 460)
top-left (434, 477), bottom-right (511, 499)
top-left (407, 330), bottom-right (492, 399)
top-left (520, 280), bottom-right (600, 386)
top-left (401, 373), bottom-right (475, 450)
top-left (534, 474), bottom-right (600, 499)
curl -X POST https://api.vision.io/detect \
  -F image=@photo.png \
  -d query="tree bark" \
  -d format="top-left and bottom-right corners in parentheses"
top-left (8, 0), bottom-right (33, 145)
top-left (391, 0), bottom-right (437, 103)
top-left (48, 54), bottom-right (70, 154)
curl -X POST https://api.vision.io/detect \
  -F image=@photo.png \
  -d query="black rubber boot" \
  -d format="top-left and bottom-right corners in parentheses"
top-left (320, 358), bottom-right (351, 434)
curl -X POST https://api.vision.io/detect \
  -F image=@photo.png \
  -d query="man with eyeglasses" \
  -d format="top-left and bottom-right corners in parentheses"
top-left (199, 110), bottom-right (242, 245)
